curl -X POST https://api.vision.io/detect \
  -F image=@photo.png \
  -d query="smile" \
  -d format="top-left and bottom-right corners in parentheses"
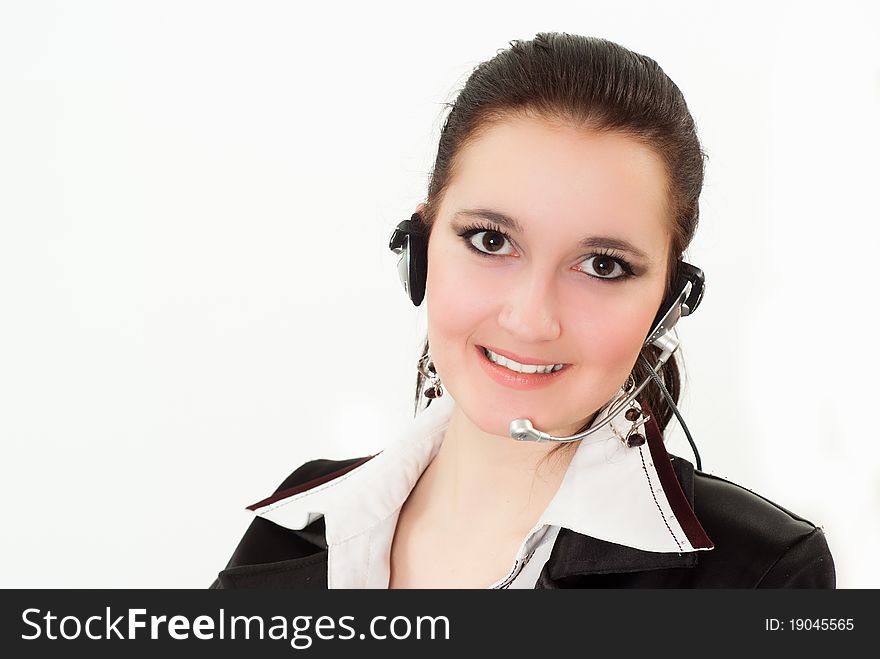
top-left (481, 347), bottom-right (565, 374)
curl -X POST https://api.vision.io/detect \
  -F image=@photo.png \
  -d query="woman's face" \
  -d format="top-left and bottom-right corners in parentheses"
top-left (424, 114), bottom-right (672, 438)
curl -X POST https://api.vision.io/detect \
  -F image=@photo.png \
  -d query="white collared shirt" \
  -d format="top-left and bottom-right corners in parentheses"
top-left (250, 393), bottom-right (712, 588)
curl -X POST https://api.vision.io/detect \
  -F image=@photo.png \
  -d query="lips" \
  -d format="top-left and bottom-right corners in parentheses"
top-left (475, 344), bottom-right (569, 390)
top-left (480, 345), bottom-right (567, 367)
top-left (480, 347), bottom-right (563, 374)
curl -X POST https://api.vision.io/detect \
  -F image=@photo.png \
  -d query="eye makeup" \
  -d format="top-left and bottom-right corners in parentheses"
top-left (453, 220), bottom-right (638, 282)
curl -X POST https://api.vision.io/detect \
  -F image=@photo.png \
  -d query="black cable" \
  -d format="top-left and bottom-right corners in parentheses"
top-left (638, 353), bottom-right (702, 472)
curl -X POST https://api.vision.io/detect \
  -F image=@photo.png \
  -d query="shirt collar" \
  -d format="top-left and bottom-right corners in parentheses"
top-left (249, 393), bottom-right (713, 553)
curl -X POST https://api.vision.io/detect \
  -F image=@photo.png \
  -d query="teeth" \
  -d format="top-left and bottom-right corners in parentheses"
top-left (483, 348), bottom-right (565, 374)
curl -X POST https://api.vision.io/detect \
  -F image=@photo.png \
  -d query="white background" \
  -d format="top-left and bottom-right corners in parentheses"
top-left (1, 0), bottom-right (877, 588)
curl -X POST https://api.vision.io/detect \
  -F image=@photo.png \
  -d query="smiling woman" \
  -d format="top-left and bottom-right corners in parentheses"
top-left (425, 120), bottom-right (670, 444)
top-left (211, 32), bottom-right (835, 589)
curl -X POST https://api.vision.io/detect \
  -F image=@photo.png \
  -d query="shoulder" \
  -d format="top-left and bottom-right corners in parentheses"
top-left (211, 456), bottom-right (371, 587)
top-left (690, 468), bottom-right (835, 587)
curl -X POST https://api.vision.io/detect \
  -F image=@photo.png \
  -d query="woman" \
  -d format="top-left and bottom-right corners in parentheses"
top-left (212, 33), bottom-right (834, 589)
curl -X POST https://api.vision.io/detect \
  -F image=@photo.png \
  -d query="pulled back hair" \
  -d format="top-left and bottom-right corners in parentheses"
top-left (413, 32), bottom-right (707, 452)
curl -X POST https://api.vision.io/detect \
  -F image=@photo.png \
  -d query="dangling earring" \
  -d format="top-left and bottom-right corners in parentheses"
top-left (610, 373), bottom-right (649, 448)
top-left (418, 353), bottom-right (444, 399)
top-left (622, 405), bottom-right (649, 448)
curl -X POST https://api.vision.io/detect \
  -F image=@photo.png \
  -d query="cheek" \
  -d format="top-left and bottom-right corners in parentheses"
top-left (591, 318), bottom-right (645, 377)
top-left (424, 241), bottom-right (497, 344)
top-left (567, 285), bottom-right (662, 371)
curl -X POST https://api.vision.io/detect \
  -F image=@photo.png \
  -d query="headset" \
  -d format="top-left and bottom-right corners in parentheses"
top-left (388, 214), bottom-right (431, 306)
top-left (389, 212), bottom-right (705, 469)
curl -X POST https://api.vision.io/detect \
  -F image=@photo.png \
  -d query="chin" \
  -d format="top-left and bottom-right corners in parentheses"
top-left (451, 399), bottom-right (513, 439)
top-left (468, 405), bottom-right (581, 440)
top-left (450, 380), bottom-right (600, 439)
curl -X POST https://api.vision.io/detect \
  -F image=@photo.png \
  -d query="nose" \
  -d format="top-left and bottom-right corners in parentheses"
top-left (497, 270), bottom-right (562, 343)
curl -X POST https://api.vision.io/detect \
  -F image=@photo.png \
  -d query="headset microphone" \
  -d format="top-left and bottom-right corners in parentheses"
top-left (389, 213), bottom-right (706, 469)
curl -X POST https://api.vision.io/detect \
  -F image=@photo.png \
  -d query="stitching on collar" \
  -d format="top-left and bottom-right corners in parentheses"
top-left (255, 460), bottom-right (370, 515)
top-left (638, 445), bottom-right (683, 551)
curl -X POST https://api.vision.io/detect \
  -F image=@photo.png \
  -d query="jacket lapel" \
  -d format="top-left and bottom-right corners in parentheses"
top-left (536, 455), bottom-right (701, 588)
top-left (215, 516), bottom-right (331, 589)
top-left (216, 552), bottom-right (329, 589)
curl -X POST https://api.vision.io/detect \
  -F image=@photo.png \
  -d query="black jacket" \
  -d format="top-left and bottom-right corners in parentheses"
top-left (211, 454), bottom-right (835, 589)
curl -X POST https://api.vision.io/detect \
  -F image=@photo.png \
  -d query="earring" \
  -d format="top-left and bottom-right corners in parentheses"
top-left (418, 353), bottom-right (444, 399)
top-left (608, 373), bottom-right (649, 448)
top-left (622, 405), bottom-right (649, 448)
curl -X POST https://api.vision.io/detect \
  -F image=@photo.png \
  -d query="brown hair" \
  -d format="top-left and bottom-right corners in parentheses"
top-left (413, 32), bottom-right (707, 453)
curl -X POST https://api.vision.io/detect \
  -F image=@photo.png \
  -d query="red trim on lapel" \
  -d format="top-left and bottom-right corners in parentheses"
top-left (246, 455), bottom-right (377, 511)
top-left (644, 409), bottom-right (714, 550)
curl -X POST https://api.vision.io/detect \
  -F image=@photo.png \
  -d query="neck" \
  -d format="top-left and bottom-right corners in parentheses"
top-left (413, 404), bottom-right (579, 538)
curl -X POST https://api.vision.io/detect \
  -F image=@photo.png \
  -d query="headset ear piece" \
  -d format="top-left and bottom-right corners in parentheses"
top-left (678, 262), bottom-right (705, 316)
top-left (388, 213), bottom-right (429, 307)
top-left (643, 260), bottom-right (705, 348)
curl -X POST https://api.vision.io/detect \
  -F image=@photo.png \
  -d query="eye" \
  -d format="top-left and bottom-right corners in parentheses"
top-left (576, 254), bottom-right (630, 280)
top-left (467, 230), bottom-right (516, 256)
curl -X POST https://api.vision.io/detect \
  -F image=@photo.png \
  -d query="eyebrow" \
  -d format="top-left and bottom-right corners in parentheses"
top-left (452, 208), bottom-right (651, 261)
